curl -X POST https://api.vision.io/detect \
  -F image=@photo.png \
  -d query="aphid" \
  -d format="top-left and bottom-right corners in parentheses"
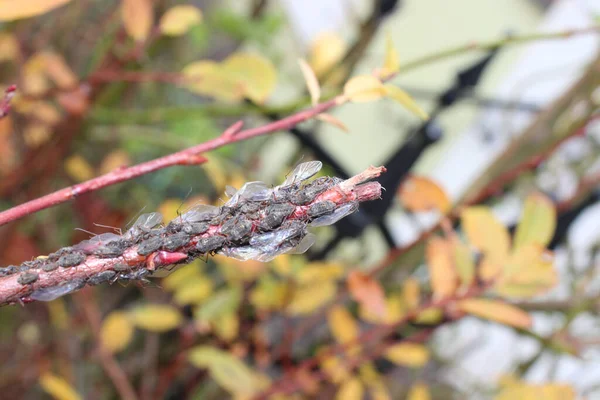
top-left (162, 232), bottom-right (190, 251)
top-left (58, 252), bottom-right (86, 268)
top-left (289, 177), bottom-right (334, 205)
top-left (42, 262), bottom-right (59, 272)
top-left (30, 279), bottom-right (86, 301)
top-left (220, 215), bottom-right (253, 242)
top-left (180, 204), bottom-right (220, 222)
top-left (0, 265), bottom-right (17, 277)
top-left (137, 236), bottom-right (163, 256)
top-left (48, 246), bottom-right (74, 261)
top-left (125, 212), bottom-right (163, 241)
top-left (18, 271), bottom-right (39, 285)
top-left (112, 263), bottom-right (131, 272)
top-left (87, 271), bottom-right (117, 286)
top-left (310, 202), bottom-right (358, 227)
top-left (210, 207), bottom-right (234, 226)
top-left (239, 202), bottom-right (261, 214)
top-left (181, 222), bottom-right (209, 235)
top-left (307, 201), bottom-right (336, 218)
top-left (225, 181), bottom-right (272, 206)
top-left (118, 269), bottom-right (150, 282)
top-left (250, 221), bottom-right (305, 249)
top-left (259, 203), bottom-right (295, 231)
top-left (196, 236), bottom-right (226, 254)
top-left (280, 161), bottom-right (322, 188)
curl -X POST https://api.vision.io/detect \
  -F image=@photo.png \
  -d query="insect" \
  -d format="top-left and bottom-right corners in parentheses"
top-left (18, 271), bottom-right (39, 285)
top-left (87, 271), bottom-right (117, 286)
top-left (196, 236), bottom-right (226, 254)
top-left (162, 232), bottom-right (190, 251)
top-left (307, 201), bottom-right (336, 218)
top-left (258, 203), bottom-right (295, 231)
top-left (220, 215), bottom-right (253, 242)
top-left (137, 236), bottom-right (163, 256)
top-left (75, 233), bottom-right (130, 257)
top-left (124, 212), bottom-right (163, 241)
top-left (309, 202), bottom-right (359, 227)
top-left (29, 279), bottom-right (86, 301)
top-left (58, 252), bottom-right (86, 268)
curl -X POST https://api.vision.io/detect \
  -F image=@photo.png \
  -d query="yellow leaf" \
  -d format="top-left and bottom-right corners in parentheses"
top-left (129, 304), bottom-right (183, 332)
top-left (328, 306), bottom-right (359, 345)
top-left (317, 113), bottom-right (349, 133)
top-left (452, 238), bottom-right (475, 288)
top-left (99, 149), bottom-right (130, 175)
top-left (359, 363), bottom-right (390, 400)
top-left (212, 312), bottom-right (239, 342)
top-left (496, 246), bottom-right (557, 298)
top-left (343, 75), bottom-right (386, 103)
top-left (495, 377), bottom-right (576, 400)
top-left (41, 51), bottom-right (77, 88)
top-left (336, 377), bottom-right (364, 400)
top-left (295, 262), bottom-right (344, 283)
top-left (194, 286), bottom-right (242, 322)
top-left (188, 346), bottom-right (265, 396)
top-left (39, 373), bottom-right (81, 400)
top-left (221, 53), bottom-right (278, 103)
top-left (159, 5), bottom-right (203, 36)
top-left (347, 270), bottom-right (386, 317)
top-left (399, 176), bottom-right (450, 213)
top-left (100, 311), bottom-right (134, 353)
top-left (384, 85), bottom-right (429, 120)
top-left (287, 280), bottom-right (336, 315)
top-left (308, 32), bottom-right (347, 78)
top-left (64, 154), bottom-right (95, 182)
top-left (461, 206), bottom-right (510, 266)
top-left (22, 53), bottom-right (50, 95)
top-left (0, 33), bottom-right (18, 62)
top-left (381, 32), bottom-right (400, 78)
top-left (47, 299), bottom-right (68, 330)
top-left (407, 382), bottom-right (431, 400)
top-left (426, 237), bottom-right (457, 299)
top-left (321, 355), bottom-right (350, 384)
top-left (403, 278), bottom-right (421, 309)
top-left (458, 299), bottom-right (532, 329)
top-left (250, 275), bottom-right (287, 311)
top-left (360, 292), bottom-right (405, 325)
top-left (173, 276), bottom-right (213, 305)
top-left (182, 60), bottom-right (242, 102)
top-left (122, 0), bottom-right (153, 41)
top-left (162, 263), bottom-right (202, 291)
top-left (384, 343), bottom-right (429, 368)
top-left (0, 0), bottom-right (71, 21)
top-left (414, 307), bottom-right (442, 324)
top-left (514, 193), bottom-right (556, 250)
top-left (298, 58), bottom-right (321, 106)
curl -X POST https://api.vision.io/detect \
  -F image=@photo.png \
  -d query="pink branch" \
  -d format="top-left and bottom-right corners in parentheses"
top-left (0, 99), bottom-right (338, 226)
top-left (0, 85), bottom-right (16, 119)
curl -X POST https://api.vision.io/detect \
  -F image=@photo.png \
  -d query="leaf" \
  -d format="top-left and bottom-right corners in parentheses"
top-left (458, 299), bottom-right (532, 329)
top-left (461, 206), bottom-right (510, 266)
top-left (129, 304), bottom-right (183, 332)
top-left (414, 307), bottom-right (443, 324)
top-left (221, 53), bottom-right (278, 103)
top-left (100, 311), bottom-right (134, 353)
top-left (182, 60), bottom-right (242, 102)
top-left (212, 312), bottom-right (239, 342)
top-left (384, 85), bottom-right (429, 120)
top-left (0, 33), bottom-right (19, 62)
top-left (317, 113), bottom-right (349, 133)
top-left (335, 377), bottom-right (364, 400)
top-left (308, 32), bottom-right (347, 78)
top-left (41, 52), bottom-right (77, 89)
top-left (287, 280), bottom-right (336, 315)
top-left (0, 0), bottom-right (71, 21)
top-left (99, 149), bottom-right (130, 175)
top-left (385, 342), bottom-right (429, 368)
top-left (173, 276), bottom-right (213, 305)
top-left (122, 0), bottom-right (153, 41)
top-left (402, 278), bottom-right (421, 309)
top-left (514, 193), bottom-right (556, 250)
top-left (162, 263), bottom-right (202, 291)
top-left (347, 271), bottom-right (386, 317)
top-left (343, 75), bottom-right (386, 103)
top-left (399, 176), bottom-right (450, 213)
top-left (360, 292), bottom-right (405, 325)
top-left (39, 373), bottom-right (81, 400)
top-left (426, 237), bottom-right (457, 299)
top-left (295, 262), bottom-right (344, 283)
top-left (328, 306), bottom-right (359, 345)
top-left (250, 275), bottom-right (287, 311)
top-left (22, 53), bottom-right (50, 95)
top-left (298, 58), bottom-right (321, 105)
top-left (407, 382), bottom-right (431, 400)
top-left (188, 346), bottom-right (265, 396)
top-left (64, 155), bottom-right (95, 182)
top-left (495, 377), bottom-right (576, 400)
top-left (381, 32), bottom-right (400, 78)
top-left (452, 238), bottom-right (475, 288)
top-left (496, 246), bottom-right (557, 298)
top-left (159, 5), bottom-right (203, 36)
top-left (321, 355), bottom-right (350, 384)
top-left (194, 286), bottom-right (242, 322)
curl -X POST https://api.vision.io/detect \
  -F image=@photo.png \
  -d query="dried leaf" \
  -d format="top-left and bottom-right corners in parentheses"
top-left (399, 176), bottom-right (451, 213)
top-left (347, 270), bottom-right (386, 317)
top-left (129, 304), bottom-right (183, 332)
top-left (458, 299), bottom-right (532, 329)
top-left (39, 373), bottom-right (81, 400)
top-left (100, 311), bottom-right (134, 353)
top-left (328, 306), bottom-right (359, 345)
top-left (407, 382), bottom-right (431, 400)
top-left (317, 113), bottom-right (349, 133)
top-left (122, 0), bottom-right (153, 41)
top-left (298, 58), bottom-right (320, 105)
top-left (335, 377), bottom-right (364, 400)
top-left (514, 193), bottom-right (556, 250)
top-left (343, 75), bottom-right (386, 102)
top-left (0, 0), bottom-right (71, 21)
top-left (64, 154), bottom-right (95, 182)
top-left (385, 342), bottom-right (430, 368)
top-left (0, 33), bottom-right (19, 61)
top-left (308, 32), bottom-right (346, 78)
top-left (384, 85), bottom-right (429, 120)
top-left (159, 5), bottom-right (203, 36)
top-left (381, 32), bottom-right (400, 78)
top-left (426, 237), bottom-right (457, 299)
top-left (287, 280), bottom-right (336, 315)
top-left (461, 206), bottom-right (510, 266)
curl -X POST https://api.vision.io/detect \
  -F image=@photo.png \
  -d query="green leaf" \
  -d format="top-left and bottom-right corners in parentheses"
top-left (514, 193), bottom-right (556, 250)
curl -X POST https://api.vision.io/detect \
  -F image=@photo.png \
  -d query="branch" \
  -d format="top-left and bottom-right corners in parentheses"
top-left (0, 85), bottom-right (16, 119)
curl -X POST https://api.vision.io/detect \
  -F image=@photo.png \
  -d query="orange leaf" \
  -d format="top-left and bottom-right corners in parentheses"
top-left (399, 176), bottom-right (450, 213)
top-left (426, 237), bottom-right (457, 299)
top-left (122, 0), bottom-right (153, 41)
top-left (458, 299), bottom-right (532, 329)
top-left (347, 271), bottom-right (386, 317)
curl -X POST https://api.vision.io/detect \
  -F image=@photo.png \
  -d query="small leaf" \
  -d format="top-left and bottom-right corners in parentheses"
top-left (336, 377), bottom-right (364, 400)
top-left (317, 113), bottom-right (349, 133)
top-left (64, 155), bottom-right (95, 182)
top-left (221, 52), bottom-right (277, 103)
top-left (458, 299), bottom-right (532, 329)
top-left (381, 32), bottom-right (400, 78)
top-left (496, 246), bottom-right (557, 298)
top-left (385, 342), bottom-right (430, 368)
top-left (514, 193), bottom-right (556, 250)
top-left (298, 58), bottom-right (320, 105)
top-left (426, 237), bottom-right (457, 299)
top-left (287, 281), bottom-right (336, 315)
top-left (0, 0), bottom-right (71, 21)
top-left (402, 278), bottom-right (421, 309)
top-left (100, 311), bottom-right (134, 353)
top-left (343, 75), bottom-right (386, 102)
top-left (212, 312), bottom-right (239, 342)
top-left (122, 0), bottom-right (153, 41)
top-left (250, 275), bottom-right (287, 311)
top-left (159, 5), bottom-right (203, 36)
top-left (308, 32), bottom-right (346, 78)
top-left (39, 373), bottom-right (81, 400)
top-left (347, 271), bottom-right (386, 317)
top-left (295, 262), bottom-right (344, 283)
top-left (384, 85), bottom-right (429, 120)
top-left (42, 51), bottom-right (77, 88)
top-left (182, 60), bottom-right (242, 102)
top-left (162, 263), bottom-right (202, 291)
top-left (407, 382), bottom-right (431, 400)
top-left (452, 238), bottom-right (475, 288)
top-left (0, 33), bottom-right (19, 62)
top-left (194, 286), bottom-right (242, 322)
top-left (173, 276), bottom-right (213, 305)
top-left (328, 306), bottom-right (359, 345)
top-left (461, 206), bottom-right (510, 266)
top-left (129, 304), bottom-right (183, 332)
top-left (399, 176), bottom-right (450, 213)
top-left (321, 355), bottom-right (350, 384)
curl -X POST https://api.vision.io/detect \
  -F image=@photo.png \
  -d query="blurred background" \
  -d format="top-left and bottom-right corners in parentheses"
top-left (0, 0), bottom-right (600, 398)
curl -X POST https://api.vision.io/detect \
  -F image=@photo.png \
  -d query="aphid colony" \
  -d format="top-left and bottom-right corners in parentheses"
top-left (0, 162), bottom-right (364, 303)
